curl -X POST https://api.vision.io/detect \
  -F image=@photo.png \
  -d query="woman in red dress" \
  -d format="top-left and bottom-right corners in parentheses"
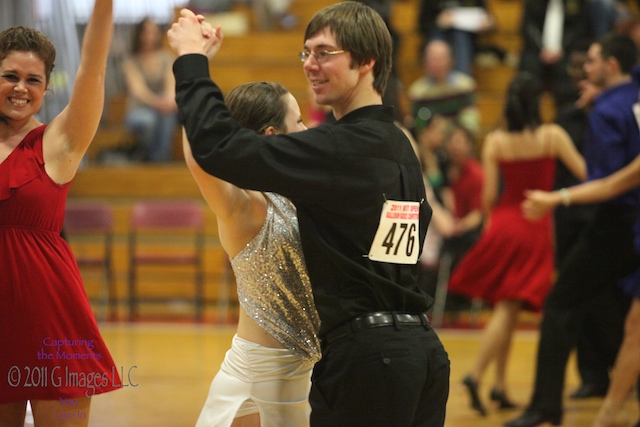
top-left (0, 1), bottom-right (120, 425)
top-left (449, 72), bottom-right (586, 416)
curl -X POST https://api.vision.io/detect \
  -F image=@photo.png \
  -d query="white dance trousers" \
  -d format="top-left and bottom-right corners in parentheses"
top-left (195, 334), bottom-right (314, 427)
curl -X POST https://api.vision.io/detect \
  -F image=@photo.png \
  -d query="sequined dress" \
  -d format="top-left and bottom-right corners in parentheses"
top-left (0, 126), bottom-right (121, 402)
top-left (232, 192), bottom-right (321, 363)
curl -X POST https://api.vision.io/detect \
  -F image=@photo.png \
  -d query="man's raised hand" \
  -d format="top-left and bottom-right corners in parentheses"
top-left (168, 9), bottom-right (223, 59)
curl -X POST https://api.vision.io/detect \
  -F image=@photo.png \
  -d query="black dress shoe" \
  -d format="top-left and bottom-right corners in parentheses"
top-left (569, 383), bottom-right (608, 399)
top-left (504, 409), bottom-right (561, 427)
top-left (490, 388), bottom-right (517, 410)
top-left (462, 375), bottom-right (487, 416)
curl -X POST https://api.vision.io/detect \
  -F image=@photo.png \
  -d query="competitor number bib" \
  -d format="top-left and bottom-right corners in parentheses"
top-left (368, 200), bottom-right (420, 264)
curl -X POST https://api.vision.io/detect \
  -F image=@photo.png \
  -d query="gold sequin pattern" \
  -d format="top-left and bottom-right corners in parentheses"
top-left (231, 193), bottom-right (321, 363)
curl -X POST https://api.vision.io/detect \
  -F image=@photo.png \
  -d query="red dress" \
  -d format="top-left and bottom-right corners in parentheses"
top-left (0, 125), bottom-right (121, 402)
top-left (448, 158), bottom-right (556, 311)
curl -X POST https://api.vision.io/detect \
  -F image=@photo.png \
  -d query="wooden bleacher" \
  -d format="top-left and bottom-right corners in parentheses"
top-left (77, 0), bottom-right (534, 321)
top-left (68, 165), bottom-right (233, 322)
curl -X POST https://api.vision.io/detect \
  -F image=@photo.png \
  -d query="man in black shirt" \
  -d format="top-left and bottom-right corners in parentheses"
top-left (168, 2), bottom-right (450, 426)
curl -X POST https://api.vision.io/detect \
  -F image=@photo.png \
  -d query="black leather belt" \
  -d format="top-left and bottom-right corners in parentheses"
top-left (322, 311), bottom-right (430, 347)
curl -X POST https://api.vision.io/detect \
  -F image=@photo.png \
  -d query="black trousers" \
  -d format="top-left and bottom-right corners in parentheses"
top-left (530, 206), bottom-right (638, 414)
top-left (310, 324), bottom-right (450, 427)
top-left (555, 205), bottom-right (628, 389)
top-left (575, 284), bottom-right (630, 388)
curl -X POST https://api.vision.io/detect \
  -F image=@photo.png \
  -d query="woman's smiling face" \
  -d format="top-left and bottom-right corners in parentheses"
top-left (0, 51), bottom-right (47, 123)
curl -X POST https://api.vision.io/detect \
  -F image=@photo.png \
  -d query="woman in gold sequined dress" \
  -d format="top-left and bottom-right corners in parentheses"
top-left (183, 81), bottom-right (320, 427)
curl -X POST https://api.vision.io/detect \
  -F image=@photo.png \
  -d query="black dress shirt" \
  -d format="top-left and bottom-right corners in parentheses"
top-left (173, 54), bottom-right (434, 336)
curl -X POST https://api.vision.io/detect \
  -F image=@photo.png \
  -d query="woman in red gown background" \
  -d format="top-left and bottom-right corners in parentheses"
top-left (449, 72), bottom-right (586, 416)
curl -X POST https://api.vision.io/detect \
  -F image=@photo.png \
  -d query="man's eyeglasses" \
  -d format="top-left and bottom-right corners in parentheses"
top-left (298, 50), bottom-right (346, 63)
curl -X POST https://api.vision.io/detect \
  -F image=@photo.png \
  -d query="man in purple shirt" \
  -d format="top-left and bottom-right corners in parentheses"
top-left (506, 33), bottom-right (640, 427)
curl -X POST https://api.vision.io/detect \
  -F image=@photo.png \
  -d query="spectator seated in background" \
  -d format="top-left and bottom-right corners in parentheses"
top-left (441, 123), bottom-right (484, 267)
top-left (425, 123), bottom-right (484, 311)
top-left (589, 0), bottom-right (632, 36)
top-left (418, 0), bottom-right (495, 76)
top-left (122, 17), bottom-right (178, 163)
top-left (518, 0), bottom-right (597, 111)
top-left (407, 39), bottom-right (481, 141)
top-left (414, 115), bottom-right (454, 293)
top-left (188, 0), bottom-right (235, 14)
top-left (252, 0), bottom-right (298, 30)
top-left (616, 12), bottom-right (640, 50)
top-left (415, 115), bottom-right (452, 206)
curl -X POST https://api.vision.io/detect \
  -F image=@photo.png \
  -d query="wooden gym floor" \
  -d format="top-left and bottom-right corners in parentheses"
top-left (57, 322), bottom-right (639, 427)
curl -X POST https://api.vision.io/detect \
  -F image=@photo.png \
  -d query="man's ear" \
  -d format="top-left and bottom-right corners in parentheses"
top-left (359, 58), bottom-right (375, 73)
top-left (606, 55), bottom-right (620, 74)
